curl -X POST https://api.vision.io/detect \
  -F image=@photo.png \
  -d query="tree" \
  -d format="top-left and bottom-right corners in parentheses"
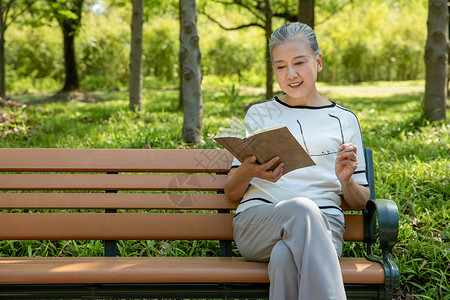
top-left (264, 0), bottom-right (273, 99)
top-left (200, 0), bottom-right (275, 99)
top-left (0, 0), bottom-right (30, 98)
top-left (46, 0), bottom-right (85, 92)
top-left (180, 0), bottom-right (202, 143)
top-left (178, 0), bottom-right (183, 109)
top-left (298, 0), bottom-right (314, 28)
top-left (424, 0), bottom-right (448, 121)
top-left (108, 0), bottom-right (178, 110)
top-left (129, 0), bottom-right (144, 112)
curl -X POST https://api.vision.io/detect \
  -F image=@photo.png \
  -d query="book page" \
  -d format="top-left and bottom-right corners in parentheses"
top-left (214, 116), bottom-right (248, 139)
top-left (247, 124), bottom-right (286, 138)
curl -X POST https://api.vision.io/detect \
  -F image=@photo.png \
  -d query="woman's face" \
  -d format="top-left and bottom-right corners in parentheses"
top-left (272, 35), bottom-right (322, 104)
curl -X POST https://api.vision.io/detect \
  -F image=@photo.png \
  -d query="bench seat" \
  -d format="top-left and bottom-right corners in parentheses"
top-left (0, 257), bottom-right (385, 285)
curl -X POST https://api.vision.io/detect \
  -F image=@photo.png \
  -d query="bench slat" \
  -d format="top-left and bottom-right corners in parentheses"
top-left (0, 213), bottom-right (235, 240)
top-left (0, 193), bottom-right (237, 210)
top-left (0, 257), bottom-right (385, 285)
top-left (343, 214), bottom-right (364, 241)
top-left (0, 148), bottom-right (233, 173)
top-left (0, 213), bottom-right (364, 242)
top-left (0, 174), bottom-right (227, 191)
top-left (0, 193), bottom-right (357, 211)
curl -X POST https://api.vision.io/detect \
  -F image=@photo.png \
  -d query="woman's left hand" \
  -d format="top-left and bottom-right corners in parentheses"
top-left (335, 142), bottom-right (358, 183)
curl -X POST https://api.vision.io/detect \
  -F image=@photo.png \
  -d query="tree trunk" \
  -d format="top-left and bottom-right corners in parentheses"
top-left (178, 0), bottom-right (183, 109)
top-left (424, 0), bottom-right (448, 121)
top-left (0, 2), bottom-right (6, 98)
top-left (180, 0), bottom-right (203, 144)
top-left (265, 0), bottom-right (273, 100)
top-left (61, 21), bottom-right (80, 92)
top-left (1, 1), bottom-right (30, 98)
top-left (298, 0), bottom-right (315, 29)
top-left (0, 34), bottom-right (5, 98)
top-left (129, 0), bottom-right (144, 113)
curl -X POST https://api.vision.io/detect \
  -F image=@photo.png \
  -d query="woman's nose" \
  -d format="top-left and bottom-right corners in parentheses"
top-left (287, 65), bottom-right (298, 78)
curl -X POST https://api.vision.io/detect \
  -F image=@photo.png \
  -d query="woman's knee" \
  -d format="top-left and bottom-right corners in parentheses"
top-left (275, 197), bottom-right (321, 218)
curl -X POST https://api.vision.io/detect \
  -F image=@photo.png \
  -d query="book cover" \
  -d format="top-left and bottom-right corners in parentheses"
top-left (214, 117), bottom-right (315, 174)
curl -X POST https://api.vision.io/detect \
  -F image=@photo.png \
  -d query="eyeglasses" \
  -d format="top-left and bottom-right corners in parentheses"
top-left (297, 114), bottom-right (345, 157)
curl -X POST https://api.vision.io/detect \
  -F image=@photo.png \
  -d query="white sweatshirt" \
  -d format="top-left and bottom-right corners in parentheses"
top-left (232, 97), bottom-right (369, 216)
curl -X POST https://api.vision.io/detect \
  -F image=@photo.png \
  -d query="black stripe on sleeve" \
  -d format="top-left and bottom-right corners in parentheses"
top-left (239, 197), bottom-right (273, 205)
top-left (233, 198), bottom-right (274, 219)
top-left (319, 205), bottom-right (344, 214)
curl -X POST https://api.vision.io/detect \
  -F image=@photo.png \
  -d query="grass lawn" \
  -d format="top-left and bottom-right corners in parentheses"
top-left (0, 81), bottom-right (449, 299)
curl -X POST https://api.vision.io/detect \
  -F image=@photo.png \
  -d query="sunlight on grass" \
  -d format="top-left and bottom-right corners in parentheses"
top-left (317, 80), bottom-right (426, 98)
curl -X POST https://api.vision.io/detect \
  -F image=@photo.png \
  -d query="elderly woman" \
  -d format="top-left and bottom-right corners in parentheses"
top-left (224, 22), bottom-right (370, 300)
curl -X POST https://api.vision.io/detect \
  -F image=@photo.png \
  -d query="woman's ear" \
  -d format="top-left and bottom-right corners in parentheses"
top-left (317, 53), bottom-right (323, 72)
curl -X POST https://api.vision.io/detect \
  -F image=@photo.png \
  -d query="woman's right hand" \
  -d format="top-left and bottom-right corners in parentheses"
top-left (239, 155), bottom-right (284, 182)
top-left (224, 155), bottom-right (284, 202)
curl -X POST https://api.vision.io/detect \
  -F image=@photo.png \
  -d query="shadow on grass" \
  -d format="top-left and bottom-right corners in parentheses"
top-left (11, 91), bottom-right (109, 105)
top-left (10, 89), bottom-right (187, 117)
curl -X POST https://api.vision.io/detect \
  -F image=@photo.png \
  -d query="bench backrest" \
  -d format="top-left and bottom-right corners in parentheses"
top-left (0, 148), bottom-right (372, 256)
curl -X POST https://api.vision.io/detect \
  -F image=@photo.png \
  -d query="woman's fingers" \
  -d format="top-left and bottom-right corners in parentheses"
top-left (241, 155), bottom-right (284, 182)
top-left (262, 156), bottom-right (280, 169)
top-left (339, 143), bottom-right (357, 154)
top-left (261, 157), bottom-right (284, 182)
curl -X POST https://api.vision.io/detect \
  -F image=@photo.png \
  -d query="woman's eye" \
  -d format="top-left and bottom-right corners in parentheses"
top-left (294, 61), bottom-right (304, 65)
top-left (276, 66), bottom-right (286, 70)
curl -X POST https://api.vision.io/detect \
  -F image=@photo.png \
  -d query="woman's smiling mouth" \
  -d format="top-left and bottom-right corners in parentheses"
top-left (288, 81), bottom-right (303, 88)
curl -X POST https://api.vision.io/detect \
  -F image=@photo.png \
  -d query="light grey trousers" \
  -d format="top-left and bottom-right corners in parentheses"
top-left (233, 197), bottom-right (347, 300)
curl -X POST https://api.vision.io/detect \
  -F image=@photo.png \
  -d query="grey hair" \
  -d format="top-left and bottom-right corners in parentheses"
top-left (269, 22), bottom-right (321, 61)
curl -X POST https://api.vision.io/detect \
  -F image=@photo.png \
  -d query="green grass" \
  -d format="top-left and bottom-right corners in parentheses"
top-left (1, 82), bottom-right (449, 299)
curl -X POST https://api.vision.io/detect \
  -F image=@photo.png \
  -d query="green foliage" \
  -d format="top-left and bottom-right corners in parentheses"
top-left (77, 9), bottom-right (130, 83)
top-left (0, 240), bottom-right (104, 257)
top-left (143, 75), bottom-right (178, 90)
top-left (3, 0), bottom-right (429, 94)
top-left (45, 0), bottom-right (84, 30)
top-left (204, 35), bottom-right (253, 80)
top-left (81, 75), bottom-right (123, 91)
top-left (199, 22), bottom-right (265, 88)
top-left (117, 239), bottom-right (222, 257)
top-left (5, 24), bottom-right (63, 80)
top-left (5, 73), bottom-right (61, 94)
top-left (317, 1), bottom-right (426, 83)
top-left (143, 18), bottom-right (179, 81)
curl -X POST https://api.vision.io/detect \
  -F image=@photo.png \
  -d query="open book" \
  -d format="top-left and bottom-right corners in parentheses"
top-left (214, 117), bottom-right (315, 174)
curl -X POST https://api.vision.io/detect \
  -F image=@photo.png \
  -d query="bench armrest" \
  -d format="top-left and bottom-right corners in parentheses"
top-left (363, 199), bottom-right (400, 297)
top-left (363, 199), bottom-right (399, 257)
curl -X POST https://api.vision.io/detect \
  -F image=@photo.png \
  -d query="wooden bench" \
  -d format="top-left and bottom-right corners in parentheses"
top-left (0, 147), bottom-right (399, 299)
